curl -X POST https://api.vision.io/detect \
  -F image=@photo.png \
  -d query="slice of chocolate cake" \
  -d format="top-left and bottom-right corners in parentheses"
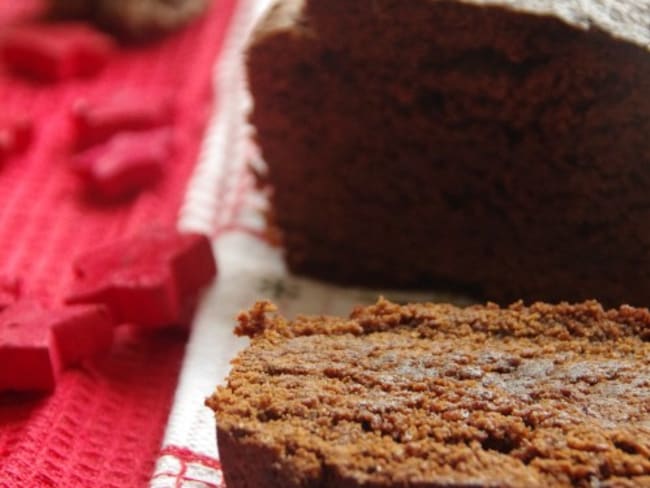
top-left (246, 0), bottom-right (650, 306)
top-left (206, 299), bottom-right (650, 487)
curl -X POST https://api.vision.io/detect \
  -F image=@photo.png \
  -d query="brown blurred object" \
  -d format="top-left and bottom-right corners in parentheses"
top-left (49, 0), bottom-right (210, 39)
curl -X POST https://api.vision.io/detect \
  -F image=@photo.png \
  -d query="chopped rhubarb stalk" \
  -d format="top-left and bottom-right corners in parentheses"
top-left (72, 128), bottom-right (172, 200)
top-left (49, 303), bottom-right (114, 367)
top-left (67, 227), bottom-right (217, 328)
top-left (0, 301), bottom-right (60, 392)
top-left (1, 22), bottom-right (115, 81)
top-left (72, 94), bottom-right (173, 148)
top-left (0, 300), bottom-right (114, 392)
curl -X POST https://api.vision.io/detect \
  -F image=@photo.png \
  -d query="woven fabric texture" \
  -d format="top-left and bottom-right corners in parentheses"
top-left (0, 0), bottom-right (236, 486)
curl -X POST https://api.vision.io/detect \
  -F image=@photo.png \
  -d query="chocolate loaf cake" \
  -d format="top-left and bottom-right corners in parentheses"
top-left (206, 299), bottom-right (650, 487)
top-left (246, 0), bottom-right (650, 306)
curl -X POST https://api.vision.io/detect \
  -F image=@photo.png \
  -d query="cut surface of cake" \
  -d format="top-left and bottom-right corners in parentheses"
top-left (206, 298), bottom-right (650, 487)
top-left (246, 0), bottom-right (650, 306)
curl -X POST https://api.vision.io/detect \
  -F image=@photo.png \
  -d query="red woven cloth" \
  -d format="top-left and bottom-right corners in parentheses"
top-left (0, 1), bottom-right (236, 486)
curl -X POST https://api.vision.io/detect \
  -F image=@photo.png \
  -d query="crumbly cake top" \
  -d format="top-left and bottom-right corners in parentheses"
top-left (207, 299), bottom-right (650, 486)
top-left (252, 0), bottom-right (650, 49)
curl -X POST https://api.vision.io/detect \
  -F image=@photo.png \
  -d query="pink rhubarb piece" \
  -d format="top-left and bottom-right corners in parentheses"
top-left (1, 22), bottom-right (115, 81)
top-left (72, 94), bottom-right (174, 148)
top-left (0, 301), bottom-right (113, 392)
top-left (67, 227), bottom-right (216, 328)
top-left (49, 303), bottom-right (114, 368)
top-left (72, 128), bottom-right (172, 200)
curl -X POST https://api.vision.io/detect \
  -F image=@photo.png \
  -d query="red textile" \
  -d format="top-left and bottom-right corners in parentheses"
top-left (0, 0), bottom-right (236, 486)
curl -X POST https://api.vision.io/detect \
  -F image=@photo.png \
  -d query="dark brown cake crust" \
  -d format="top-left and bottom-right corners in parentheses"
top-left (247, 0), bottom-right (650, 307)
top-left (207, 299), bottom-right (650, 487)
